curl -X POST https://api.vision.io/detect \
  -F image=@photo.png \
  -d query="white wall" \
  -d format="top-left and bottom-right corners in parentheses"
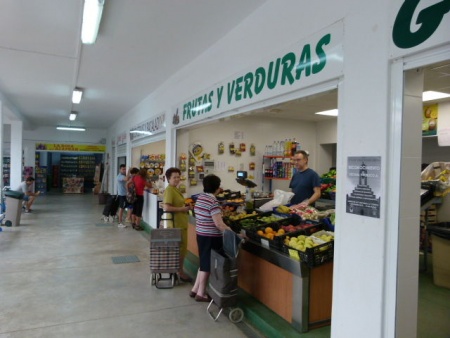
top-left (131, 139), bottom-right (166, 168)
top-left (177, 115), bottom-right (317, 196)
top-left (422, 102), bottom-right (450, 164)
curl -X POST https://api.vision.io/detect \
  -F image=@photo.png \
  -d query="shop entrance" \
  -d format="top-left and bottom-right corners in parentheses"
top-left (391, 56), bottom-right (450, 337)
top-left (176, 84), bottom-right (339, 332)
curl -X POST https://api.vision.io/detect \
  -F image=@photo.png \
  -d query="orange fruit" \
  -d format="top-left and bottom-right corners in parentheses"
top-left (266, 233), bottom-right (274, 240)
top-left (265, 227), bottom-right (273, 234)
top-left (257, 230), bottom-right (264, 236)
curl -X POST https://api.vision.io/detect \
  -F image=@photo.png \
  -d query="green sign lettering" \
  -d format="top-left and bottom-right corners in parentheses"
top-left (393, 0), bottom-right (450, 49)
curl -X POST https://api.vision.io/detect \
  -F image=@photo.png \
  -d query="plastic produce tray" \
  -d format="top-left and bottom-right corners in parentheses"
top-left (283, 238), bottom-right (334, 268)
top-left (246, 218), bottom-right (323, 251)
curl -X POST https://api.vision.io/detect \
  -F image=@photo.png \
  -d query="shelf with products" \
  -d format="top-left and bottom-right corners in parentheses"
top-left (139, 154), bottom-right (165, 179)
top-left (59, 154), bottom-right (96, 191)
top-left (3, 157), bottom-right (11, 186)
top-left (262, 155), bottom-right (294, 180)
top-left (35, 166), bottom-right (47, 194)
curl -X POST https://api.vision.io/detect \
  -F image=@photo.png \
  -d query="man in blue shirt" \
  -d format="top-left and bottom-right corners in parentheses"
top-left (116, 164), bottom-right (130, 227)
top-left (289, 150), bottom-right (321, 207)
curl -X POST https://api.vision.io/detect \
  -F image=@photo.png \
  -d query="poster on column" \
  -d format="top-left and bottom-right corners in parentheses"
top-left (346, 156), bottom-right (381, 218)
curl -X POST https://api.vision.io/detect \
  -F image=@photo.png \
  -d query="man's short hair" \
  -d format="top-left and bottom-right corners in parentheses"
top-left (120, 164), bottom-right (126, 169)
top-left (25, 177), bottom-right (35, 182)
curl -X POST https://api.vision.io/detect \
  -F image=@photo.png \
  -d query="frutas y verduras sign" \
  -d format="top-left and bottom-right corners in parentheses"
top-left (173, 21), bottom-right (343, 127)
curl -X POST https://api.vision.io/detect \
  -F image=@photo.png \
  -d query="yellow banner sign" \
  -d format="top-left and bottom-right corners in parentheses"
top-left (35, 143), bottom-right (106, 152)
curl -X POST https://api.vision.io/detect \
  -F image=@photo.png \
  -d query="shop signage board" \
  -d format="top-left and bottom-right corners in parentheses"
top-left (346, 156), bottom-right (381, 218)
top-left (116, 132), bottom-right (127, 146)
top-left (173, 21), bottom-right (344, 127)
top-left (35, 143), bottom-right (106, 152)
top-left (390, 0), bottom-right (450, 57)
top-left (130, 112), bottom-right (166, 141)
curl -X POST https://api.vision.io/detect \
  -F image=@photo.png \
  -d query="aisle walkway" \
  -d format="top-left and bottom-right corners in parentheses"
top-left (0, 193), bottom-right (260, 338)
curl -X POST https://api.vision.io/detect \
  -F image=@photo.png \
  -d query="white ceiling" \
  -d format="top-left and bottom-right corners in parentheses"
top-left (0, 0), bottom-right (266, 129)
top-left (0, 1), bottom-right (449, 129)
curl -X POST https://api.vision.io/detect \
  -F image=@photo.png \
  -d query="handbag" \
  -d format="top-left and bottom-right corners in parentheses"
top-left (126, 181), bottom-right (137, 204)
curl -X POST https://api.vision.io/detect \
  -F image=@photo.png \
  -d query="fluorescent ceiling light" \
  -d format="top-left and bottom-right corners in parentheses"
top-left (72, 88), bottom-right (83, 104)
top-left (81, 0), bottom-right (105, 44)
top-left (130, 130), bottom-right (153, 135)
top-left (422, 91), bottom-right (450, 102)
top-left (315, 109), bottom-right (338, 116)
top-left (57, 126), bottom-right (86, 131)
top-left (69, 112), bottom-right (78, 121)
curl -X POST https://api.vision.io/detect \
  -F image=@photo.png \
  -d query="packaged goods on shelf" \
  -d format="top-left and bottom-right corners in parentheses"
top-left (421, 162), bottom-right (450, 197)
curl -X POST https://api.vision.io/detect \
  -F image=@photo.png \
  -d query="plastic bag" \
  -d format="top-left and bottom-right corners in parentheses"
top-left (258, 190), bottom-right (294, 211)
top-left (274, 189), bottom-right (294, 205)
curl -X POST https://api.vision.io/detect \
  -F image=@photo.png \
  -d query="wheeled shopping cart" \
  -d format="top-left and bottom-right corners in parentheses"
top-left (150, 228), bottom-right (181, 289)
top-left (207, 229), bottom-right (244, 323)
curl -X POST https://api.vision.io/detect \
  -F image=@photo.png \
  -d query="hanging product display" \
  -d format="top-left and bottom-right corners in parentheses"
top-left (229, 142), bottom-right (235, 154)
top-left (218, 142), bottom-right (225, 155)
top-left (250, 144), bottom-right (256, 156)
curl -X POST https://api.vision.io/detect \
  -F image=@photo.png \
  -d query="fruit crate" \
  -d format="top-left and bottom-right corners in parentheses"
top-left (282, 238), bottom-right (334, 268)
top-left (224, 211), bottom-right (273, 233)
top-left (246, 217), bottom-right (321, 251)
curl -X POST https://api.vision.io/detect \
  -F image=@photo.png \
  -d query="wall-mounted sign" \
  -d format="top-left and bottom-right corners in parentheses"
top-left (116, 132), bottom-right (127, 146)
top-left (346, 156), bottom-right (381, 218)
top-left (422, 104), bottom-right (439, 136)
top-left (130, 112), bottom-right (165, 141)
top-left (173, 21), bottom-right (343, 127)
top-left (35, 143), bottom-right (106, 152)
top-left (391, 0), bottom-right (450, 56)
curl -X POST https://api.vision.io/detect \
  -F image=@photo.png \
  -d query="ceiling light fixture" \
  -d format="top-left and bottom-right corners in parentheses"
top-left (422, 91), bottom-right (450, 102)
top-left (315, 109), bottom-right (338, 116)
top-left (56, 126), bottom-right (86, 131)
top-left (69, 112), bottom-right (78, 121)
top-left (81, 0), bottom-right (105, 44)
top-left (130, 130), bottom-right (153, 135)
top-left (72, 88), bottom-right (83, 104)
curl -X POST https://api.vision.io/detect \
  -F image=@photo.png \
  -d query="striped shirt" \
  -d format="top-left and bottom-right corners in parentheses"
top-left (194, 193), bottom-right (223, 237)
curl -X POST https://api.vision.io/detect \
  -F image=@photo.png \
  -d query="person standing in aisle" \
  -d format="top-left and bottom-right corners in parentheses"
top-left (190, 174), bottom-right (232, 302)
top-left (16, 176), bottom-right (40, 213)
top-left (289, 150), bottom-right (321, 208)
top-left (116, 164), bottom-right (130, 228)
top-left (162, 167), bottom-right (193, 283)
top-left (128, 167), bottom-right (152, 231)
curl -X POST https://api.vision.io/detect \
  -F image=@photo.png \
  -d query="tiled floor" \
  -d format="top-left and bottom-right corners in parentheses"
top-left (1, 193), bottom-right (449, 338)
top-left (0, 193), bottom-right (260, 338)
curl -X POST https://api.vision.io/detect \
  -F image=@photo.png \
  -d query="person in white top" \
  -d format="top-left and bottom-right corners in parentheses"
top-left (16, 177), bottom-right (40, 213)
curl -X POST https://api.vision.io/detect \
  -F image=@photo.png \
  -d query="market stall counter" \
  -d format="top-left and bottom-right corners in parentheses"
top-left (187, 215), bottom-right (333, 333)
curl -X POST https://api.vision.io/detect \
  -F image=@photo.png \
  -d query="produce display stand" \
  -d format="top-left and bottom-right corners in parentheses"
top-left (187, 216), bottom-right (333, 333)
top-left (420, 196), bottom-right (443, 272)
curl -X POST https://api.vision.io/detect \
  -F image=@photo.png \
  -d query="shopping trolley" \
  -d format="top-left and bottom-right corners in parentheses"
top-left (207, 229), bottom-right (245, 323)
top-left (149, 228), bottom-right (181, 289)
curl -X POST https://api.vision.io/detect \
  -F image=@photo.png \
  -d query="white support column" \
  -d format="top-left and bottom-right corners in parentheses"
top-left (10, 120), bottom-right (23, 190)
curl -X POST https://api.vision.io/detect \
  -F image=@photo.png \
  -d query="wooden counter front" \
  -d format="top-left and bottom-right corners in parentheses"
top-left (187, 220), bottom-right (332, 331)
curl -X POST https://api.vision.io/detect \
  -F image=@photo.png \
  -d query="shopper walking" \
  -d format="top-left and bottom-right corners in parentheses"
top-left (289, 150), bottom-right (321, 207)
top-left (162, 167), bottom-right (193, 283)
top-left (190, 174), bottom-right (232, 302)
top-left (128, 167), bottom-right (152, 231)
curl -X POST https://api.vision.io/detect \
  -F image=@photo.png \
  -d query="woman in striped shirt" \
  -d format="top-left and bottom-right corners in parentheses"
top-left (190, 174), bottom-right (232, 302)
